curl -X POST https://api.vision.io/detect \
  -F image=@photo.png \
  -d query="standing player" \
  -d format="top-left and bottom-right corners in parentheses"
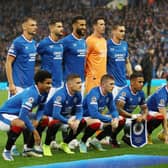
top-left (60, 15), bottom-right (86, 147)
top-left (6, 16), bottom-right (38, 96)
top-left (114, 72), bottom-right (148, 146)
top-left (0, 70), bottom-right (52, 161)
top-left (85, 16), bottom-right (107, 93)
top-left (146, 76), bottom-right (168, 144)
top-left (37, 18), bottom-right (64, 99)
top-left (107, 22), bottom-right (132, 98)
top-left (5, 16), bottom-right (38, 155)
top-left (60, 15), bottom-right (86, 95)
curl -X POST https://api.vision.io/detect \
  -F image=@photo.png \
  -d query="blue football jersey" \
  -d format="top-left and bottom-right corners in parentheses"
top-left (60, 34), bottom-right (86, 81)
top-left (7, 35), bottom-right (37, 88)
top-left (83, 87), bottom-right (119, 122)
top-left (147, 85), bottom-right (168, 111)
top-left (0, 85), bottom-right (48, 131)
top-left (107, 39), bottom-right (128, 87)
top-left (44, 84), bottom-right (83, 123)
top-left (37, 36), bottom-right (63, 87)
top-left (115, 86), bottom-right (146, 113)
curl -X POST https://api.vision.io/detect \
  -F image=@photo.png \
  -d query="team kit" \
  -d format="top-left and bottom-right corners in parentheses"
top-left (0, 16), bottom-right (168, 161)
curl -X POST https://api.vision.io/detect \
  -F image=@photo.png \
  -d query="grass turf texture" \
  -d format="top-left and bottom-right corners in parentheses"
top-left (0, 88), bottom-right (168, 168)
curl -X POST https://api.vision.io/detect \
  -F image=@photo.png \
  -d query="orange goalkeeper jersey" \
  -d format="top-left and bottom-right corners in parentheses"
top-left (85, 34), bottom-right (107, 93)
top-left (85, 34), bottom-right (107, 78)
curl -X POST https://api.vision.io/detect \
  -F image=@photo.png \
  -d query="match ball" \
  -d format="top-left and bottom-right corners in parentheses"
top-left (134, 64), bottom-right (142, 71)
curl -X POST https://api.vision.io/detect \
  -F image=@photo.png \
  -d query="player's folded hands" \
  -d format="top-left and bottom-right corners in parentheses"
top-left (111, 118), bottom-right (119, 129)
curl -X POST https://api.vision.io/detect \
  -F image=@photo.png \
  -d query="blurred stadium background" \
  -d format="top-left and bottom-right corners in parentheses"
top-left (0, 0), bottom-right (167, 83)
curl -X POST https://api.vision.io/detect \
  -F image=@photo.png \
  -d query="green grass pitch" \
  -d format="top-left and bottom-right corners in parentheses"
top-left (0, 89), bottom-right (168, 168)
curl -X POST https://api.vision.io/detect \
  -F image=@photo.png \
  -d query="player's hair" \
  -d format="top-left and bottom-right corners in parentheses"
top-left (100, 74), bottom-right (114, 84)
top-left (66, 74), bottom-right (81, 82)
top-left (34, 70), bottom-right (52, 84)
top-left (130, 72), bottom-right (144, 80)
top-left (72, 15), bottom-right (85, 25)
top-left (22, 16), bottom-right (36, 24)
top-left (92, 16), bottom-right (105, 25)
top-left (111, 21), bottom-right (123, 30)
top-left (48, 18), bottom-right (62, 25)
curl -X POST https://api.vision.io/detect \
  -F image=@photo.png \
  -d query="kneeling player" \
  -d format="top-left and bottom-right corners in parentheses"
top-left (146, 76), bottom-right (168, 144)
top-left (80, 74), bottom-right (122, 152)
top-left (0, 70), bottom-right (52, 161)
top-left (114, 72), bottom-right (148, 147)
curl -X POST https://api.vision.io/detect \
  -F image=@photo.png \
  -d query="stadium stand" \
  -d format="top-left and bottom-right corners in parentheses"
top-left (0, 0), bottom-right (167, 81)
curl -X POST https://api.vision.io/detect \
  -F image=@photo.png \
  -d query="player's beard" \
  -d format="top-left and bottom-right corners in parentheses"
top-left (76, 28), bottom-right (85, 37)
top-left (119, 34), bottom-right (125, 40)
top-left (28, 31), bottom-right (36, 37)
top-left (55, 32), bottom-right (63, 38)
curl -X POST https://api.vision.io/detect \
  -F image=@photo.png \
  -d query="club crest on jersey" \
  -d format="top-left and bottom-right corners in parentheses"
top-left (49, 45), bottom-right (54, 48)
top-left (123, 47), bottom-right (126, 51)
top-left (73, 97), bottom-right (78, 103)
top-left (110, 47), bottom-right (114, 51)
top-left (90, 96), bottom-right (97, 104)
top-left (73, 43), bottom-right (77, 47)
top-left (25, 97), bottom-right (34, 107)
top-left (91, 96), bottom-right (97, 102)
top-left (121, 92), bottom-right (126, 97)
top-left (159, 99), bottom-right (165, 106)
top-left (56, 96), bottom-right (62, 102)
top-left (119, 92), bottom-right (126, 101)
top-left (28, 97), bottom-right (34, 103)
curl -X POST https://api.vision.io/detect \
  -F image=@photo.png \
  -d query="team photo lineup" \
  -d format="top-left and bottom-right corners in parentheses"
top-left (0, 0), bottom-right (168, 164)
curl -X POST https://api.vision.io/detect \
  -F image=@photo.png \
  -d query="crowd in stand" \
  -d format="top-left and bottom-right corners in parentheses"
top-left (0, 0), bottom-right (167, 81)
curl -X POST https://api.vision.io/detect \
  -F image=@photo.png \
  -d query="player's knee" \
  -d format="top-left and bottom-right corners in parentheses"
top-left (119, 117), bottom-right (126, 126)
top-left (40, 117), bottom-right (49, 127)
top-left (88, 122), bottom-right (101, 130)
top-left (48, 119), bottom-right (60, 127)
top-left (155, 114), bottom-right (164, 120)
top-left (11, 125), bottom-right (23, 134)
top-left (80, 118), bottom-right (87, 125)
top-left (147, 114), bottom-right (164, 121)
top-left (11, 119), bottom-right (25, 128)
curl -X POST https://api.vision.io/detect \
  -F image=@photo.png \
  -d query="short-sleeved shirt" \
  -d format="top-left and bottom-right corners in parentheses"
top-left (0, 85), bottom-right (48, 131)
top-left (107, 39), bottom-right (128, 87)
top-left (7, 35), bottom-right (37, 88)
top-left (147, 85), bottom-right (168, 111)
top-left (37, 36), bottom-right (63, 87)
top-left (44, 84), bottom-right (83, 124)
top-left (83, 86), bottom-right (119, 123)
top-left (115, 86), bottom-right (146, 113)
top-left (60, 34), bottom-right (86, 82)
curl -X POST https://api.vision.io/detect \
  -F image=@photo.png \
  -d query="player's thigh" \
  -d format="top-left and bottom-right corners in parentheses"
top-left (0, 114), bottom-right (18, 131)
top-left (84, 117), bottom-right (101, 125)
